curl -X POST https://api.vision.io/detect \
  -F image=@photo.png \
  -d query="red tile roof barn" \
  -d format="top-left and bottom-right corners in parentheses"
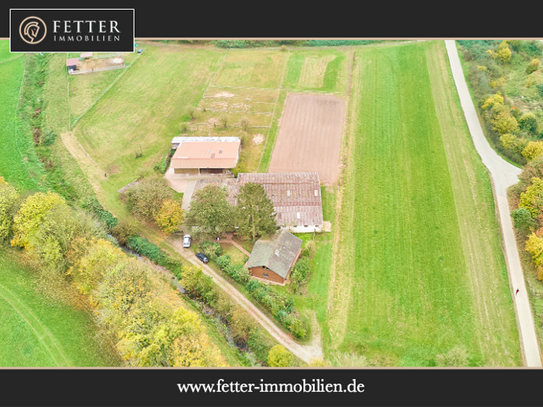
top-left (171, 139), bottom-right (240, 169)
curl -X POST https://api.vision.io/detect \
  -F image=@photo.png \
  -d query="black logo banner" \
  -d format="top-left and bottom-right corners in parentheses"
top-left (10, 8), bottom-right (134, 52)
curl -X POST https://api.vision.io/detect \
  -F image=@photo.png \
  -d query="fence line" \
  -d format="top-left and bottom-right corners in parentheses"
top-left (70, 53), bottom-right (142, 128)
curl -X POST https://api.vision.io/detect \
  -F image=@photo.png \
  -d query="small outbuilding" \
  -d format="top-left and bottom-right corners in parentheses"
top-left (246, 229), bottom-right (303, 285)
top-left (65, 58), bottom-right (81, 73)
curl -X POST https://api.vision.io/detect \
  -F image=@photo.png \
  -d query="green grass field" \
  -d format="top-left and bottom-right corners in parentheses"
top-left (213, 50), bottom-right (288, 89)
top-left (324, 41), bottom-right (520, 366)
top-left (0, 46), bottom-right (46, 191)
top-left (0, 248), bottom-right (120, 366)
top-left (284, 49), bottom-right (348, 93)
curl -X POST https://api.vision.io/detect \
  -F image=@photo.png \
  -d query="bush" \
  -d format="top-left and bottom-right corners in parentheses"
top-left (216, 254), bottom-right (232, 269)
top-left (511, 208), bottom-right (536, 234)
top-left (219, 114), bottom-right (228, 129)
top-left (79, 196), bottom-right (118, 231)
top-left (126, 235), bottom-right (183, 276)
top-left (267, 345), bottom-right (293, 367)
top-left (280, 45), bottom-right (288, 52)
top-left (199, 241), bottom-right (222, 261)
top-left (111, 220), bottom-right (137, 246)
top-left (179, 122), bottom-right (190, 133)
top-left (186, 106), bottom-right (197, 119)
top-left (41, 130), bottom-right (57, 146)
top-left (239, 116), bottom-right (250, 132)
top-left (527, 59), bottom-right (541, 75)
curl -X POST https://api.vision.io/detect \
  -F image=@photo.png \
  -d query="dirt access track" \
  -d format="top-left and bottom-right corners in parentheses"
top-left (268, 93), bottom-right (344, 185)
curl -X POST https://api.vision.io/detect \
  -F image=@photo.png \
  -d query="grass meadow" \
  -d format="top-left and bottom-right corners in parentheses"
top-left (323, 40), bottom-right (521, 366)
top-left (0, 46), bottom-right (46, 192)
top-left (284, 49), bottom-right (349, 94)
top-left (0, 248), bottom-right (120, 366)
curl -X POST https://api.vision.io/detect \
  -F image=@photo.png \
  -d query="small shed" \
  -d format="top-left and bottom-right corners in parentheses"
top-left (246, 230), bottom-right (303, 285)
top-left (80, 52), bottom-right (93, 60)
top-left (66, 58), bottom-right (81, 73)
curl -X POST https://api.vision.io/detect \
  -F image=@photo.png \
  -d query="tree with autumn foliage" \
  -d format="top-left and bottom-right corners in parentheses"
top-left (522, 141), bottom-right (543, 161)
top-left (526, 233), bottom-right (543, 266)
top-left (155, 199), bottom-right (184, 235)
top-left (267, 344), bottom-right (293, 367)
top-left (519, 177), bottom-right (543, 217)
top-left (0, 178), bottom-right (19, 243)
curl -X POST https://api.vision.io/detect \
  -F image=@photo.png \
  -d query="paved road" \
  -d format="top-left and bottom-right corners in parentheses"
top-left (167, 236), bottom-right (323, 364)
top-left (445, 40), bottom-right (542, 367)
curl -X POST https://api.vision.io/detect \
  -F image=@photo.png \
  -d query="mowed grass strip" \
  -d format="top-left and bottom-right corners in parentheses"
top-left (0, 52), bottom-right (45, 191)
top-left (0, 248), bottom-right (120, 366)
top-left (425, 41), bottom-right (520, 365)
top-left (327, 41), bottom-right (520, 366)
top-left (284, 49), bottom-right (348, 93)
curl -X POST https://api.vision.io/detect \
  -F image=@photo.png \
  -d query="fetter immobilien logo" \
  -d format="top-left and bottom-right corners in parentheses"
top-left (10, 8), bottom-right (135, 52)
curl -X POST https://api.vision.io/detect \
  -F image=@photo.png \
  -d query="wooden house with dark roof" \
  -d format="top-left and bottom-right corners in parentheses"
top-left (246, 229), bottom-right (303, 284)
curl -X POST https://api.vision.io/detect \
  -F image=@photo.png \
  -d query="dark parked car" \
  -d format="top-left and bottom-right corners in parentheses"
top-left (196, 252), bottom-right (209, 264)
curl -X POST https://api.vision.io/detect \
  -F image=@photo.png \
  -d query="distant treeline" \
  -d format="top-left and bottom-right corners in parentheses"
top-left (157, 40), bottom-right (386, 48)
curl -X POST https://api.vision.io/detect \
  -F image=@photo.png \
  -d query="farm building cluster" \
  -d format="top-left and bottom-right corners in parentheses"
top-left (166, 136), bottom-right (324, 233)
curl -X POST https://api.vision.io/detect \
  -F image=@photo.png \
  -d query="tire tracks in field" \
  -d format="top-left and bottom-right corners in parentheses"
top-left (0, 282), bottom-right (71, 366)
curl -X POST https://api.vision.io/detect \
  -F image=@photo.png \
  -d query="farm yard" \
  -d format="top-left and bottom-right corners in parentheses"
top-left (0, 38), bottom-right (528, 367)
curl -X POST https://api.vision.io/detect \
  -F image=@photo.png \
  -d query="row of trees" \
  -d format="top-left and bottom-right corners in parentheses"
top-left (0, 177), bottom-right (227, 367)
top-left (510, 157), bottom-right (543, 279)
top-left (185, 183), bottom-right (278, 242)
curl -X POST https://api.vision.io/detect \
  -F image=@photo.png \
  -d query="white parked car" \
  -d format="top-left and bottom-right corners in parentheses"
top-left (183, 234), bottom-right (191, 248)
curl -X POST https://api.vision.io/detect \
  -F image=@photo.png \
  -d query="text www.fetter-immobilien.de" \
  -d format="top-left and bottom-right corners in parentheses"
top-left (177, 378), bottom-right (365, 393)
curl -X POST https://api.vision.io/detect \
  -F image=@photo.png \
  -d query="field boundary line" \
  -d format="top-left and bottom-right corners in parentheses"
top-left (0, 54), bottom-right (24, 65)
top-left (208, 85), bottom-right (281, 91)
top-left (257, 49), bottom-right (290, 173)
top-left (70, 53), bottom-right (142, 129)
top-left (0, 282), bottom-right (70, 366)
top-left (203, 53), bottom-right (227, 98)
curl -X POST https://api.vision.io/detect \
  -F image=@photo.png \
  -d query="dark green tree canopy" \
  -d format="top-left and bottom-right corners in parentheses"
top-left (185, 184), bottom-right (235, 238)
top-left (235, 182), bottom-right (278, 242)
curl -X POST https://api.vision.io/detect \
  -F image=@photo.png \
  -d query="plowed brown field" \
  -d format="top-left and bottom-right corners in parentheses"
top-left (268, 93), bottom-right (344, 185)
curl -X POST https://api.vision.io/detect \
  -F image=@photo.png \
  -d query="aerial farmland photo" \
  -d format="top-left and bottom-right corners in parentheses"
top-left (2, 38), bottom-right (543, 367)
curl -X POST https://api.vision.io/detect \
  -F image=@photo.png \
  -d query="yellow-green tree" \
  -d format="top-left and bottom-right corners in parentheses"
top-left (496, 46), bottom-right (512, 63)
top-left (491, 111), bottom-right (519, 135)
top-left (155, 199), bottom-right (184, 235)
top-left (523, 142), bottom-right (543, 161)
top-left (11, 191), bottom-right (66, 250)
top-left (481, 93), bottom-right (504, 110)
top-left (519, 177), bottom-right (543, 217)
top-left (68, 238), bottom-right (126, 295)
top-left (267, 344), bottom-right (293, 367)
top-left (500, 134), bottom-right (517, 150)
top-left (526, 233), bottom-right (543, 266)
top-left (527, 59), bottom-right (541, 74)
top-left (0, 178), bottom-right (19, 243)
